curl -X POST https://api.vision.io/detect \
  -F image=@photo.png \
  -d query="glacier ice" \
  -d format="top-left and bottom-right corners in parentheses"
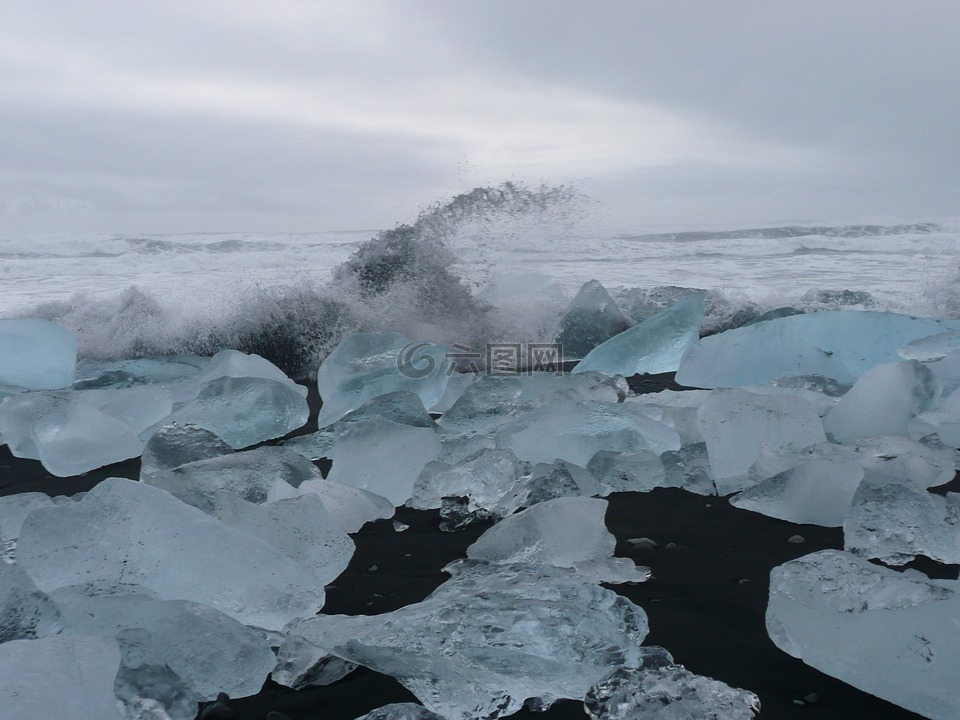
top-left (410, 448), bottom-right (531, 512)
top-left (0, 634), bottom-right (124, 720)
top-left (573, 295), bottom-right (705, 377)
top-left (822, 360), bottom-right (940, 444)
top-left (296, 477), bottom-right (395, 533)
top-left (556, 279), bottom-right (632, 359)
top-left (660, 443), bottom-right (716, 496)
top-left (626, 388), bottom-right (711, 444)
top-left (0, 492), bottom-right (57, 549)
top-left (466, 497), bottom-right (649, 584)
top-left (899, 330), bottom-right (960, 361)
top-left (915, 387), bottom-right (960, 449)
top-left (327, 416), bottom-right (442, 506)
top-left (196, 348), bottom-right (307, 394)
top-left (354, 703), bottom-right (447, 720)
top-left (730, 458), bottom-right (864, 526)
top-left (317, 332), bottom-right (450, 426)
top-left (843, 478), bottom-right (960, 565)
top-left (52, 589), bottom-right (276, 720)
top-left (144, 445), bottom-right (320, 514)
top-left (767, 549), bottom-right (960, 720)
top-left (677, 310), bottom-right (960, 388)
top-left (496, 399), bottom-right (681, 466)
top-left (697, 389), bottom-right (827, 495)
top-left (16, 477), bottom-right (327, 630)
top-left (584, 652), bottom-right (760, 720)
top-left (74, 355), bottom-right (207, 390)
top-left (282, 561), bottom-right (648, 720)
top-left (139, 422), bottom-right (234, 480)
top-left (0, 317), bottom-right (76, 390)
top-left (586, 449), bottom-right (671, 494)
top-left (0, 562), bottom-right (64, 642)
top-left (491, 460), bottom-right (591, 518)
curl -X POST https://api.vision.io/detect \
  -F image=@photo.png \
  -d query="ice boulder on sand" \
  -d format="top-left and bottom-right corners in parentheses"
top-left (573, 295), bottom-right (705, 377)
top-left (410, 448), bottom-right (531, 512)
top-left (317, 332), bottom-right (450, 426)
top-left (677, 310), bottom-right (960, 388)
top-left (16, 478), bottom-right (328, 630)
top-left (0, 317), bottom-right (76, 390)
top-left (697, 389), bottom-right (827, 495)
top-left (556, 279), bottom-right (632, 359)
top-left (139, 422), bottom-right (234, 480)
top-left (767, 549), bottom-right (960, 720)
top-left (281, 561), bottom-right (648, 720)
top-left (822, 360), bottom-right (940, 444)
top-left (0, 634), bottom-right (125, 720)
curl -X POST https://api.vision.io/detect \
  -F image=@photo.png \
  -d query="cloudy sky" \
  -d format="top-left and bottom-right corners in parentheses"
top-left (2, 1), bottom-right (958, 234)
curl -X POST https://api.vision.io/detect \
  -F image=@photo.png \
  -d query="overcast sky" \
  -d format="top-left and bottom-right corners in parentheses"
top-left (2, 1), bottom-right (958, 234)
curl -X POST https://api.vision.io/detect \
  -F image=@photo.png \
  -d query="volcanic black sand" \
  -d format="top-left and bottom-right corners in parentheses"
top-left (1, 373), bottom-right (952, 720)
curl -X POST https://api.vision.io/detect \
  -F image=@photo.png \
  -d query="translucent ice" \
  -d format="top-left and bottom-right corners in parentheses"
top-left (0, 562), bottom-right (64, 642)
top-left (0, 634), bottom-right (124, 720)
top-left (899, 330), bottom-right (960, 361)
top-left (573, 295), bottom-right (705, 377)
top-left (730, 458), bottom-right (864, 526)
top-left (0, 318), bottom-right (76, 390)
top-left (196, 348), bottom-right (308, 396)
top-left (17, 478), bottom-right (327, 630)
top-left (283, 561), bottom-right (649, 720)
top-left (0, 492), bottom-right (56, 550)
top-left (697, 389), bottom-right (827, 495)
top-left (556, 280), bottom-right (632, 359)
top-left (586, 450), bottom-right (671, 494)
top-left (585, 653), bottom-right (760, 720)
top-left (466, 497), bottom-right (649, 584)
top-left (497, 400), bottom-right (681, 466)
top-left (355, 703), bottom-right (447, 720)
top-left (139, 422), bottom-right (234, 480)
top-left (915, 388), bottom-right (960, 449)
top-left (660, 443), bottom-right (717, 496)
top-left (52, 590), bottom-right (275, 720)
top-left (74, 355), bottom-right (207, 390)
top-left (327, 416), bottom-right (442, 506)
top-left (822, 360), bottom-right (940, 444)
top-left (843, 479), bottom-right (960, 565)
top-left (491, 460), bottom-right (591, 518)
top-left (767, 549), bottom-right (960, 720)
top-left (317, 332), bottom-right (450, 426)
top-left (296, 477), bottom-right (395, 533)
top-left (410, 448), bottom-right (531, 512)
top-left (144, 446), bottom-right (320, 514)
top-left (626, 389), bottom-right (711, 445)
top-left (677, 310), bottom-right (960, 388)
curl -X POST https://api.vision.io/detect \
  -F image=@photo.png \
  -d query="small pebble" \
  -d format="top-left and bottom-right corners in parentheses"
top-left (738, 578), bottom-right (751, 585)
top-left (665, 542), bottom-right (678, 549)
top-left (792, 699), bottom-right (805, 706)
top-left (393, 520), bottom-right (410, 532)
top-left (705, 503), bottom-right (712, 507)
top-left (788, 534), bottom-right (806, 544)
top-left (628, 537), bottom-right (658, 550)
top-left (804, 692), bottom-right (819, 704)
top-left (368, 565), bottom-right (379, 572)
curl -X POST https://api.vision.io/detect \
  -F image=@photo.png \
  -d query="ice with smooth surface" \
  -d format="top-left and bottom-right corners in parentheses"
top-left (17, 478), bottom-right (327, 630)
top-left (915, 389), bottom-right (960, 449)
top-left (843, 479), bottom-right (960, 565)
top-left (297, 477), bottom-right (395, 533)
top-left (854, 435), bottom-right (958, 488)
top-left (0, 562), bottom-right (64, 642)
top-left (163, 375), bottom-right (309, 448)
top-left (195, 348), bottom-right (307, 396)
top-left (926, 349), bottom-right (960, 397)
top-left (0, 492), bottom-right (56, 548)
top-left (317, 332), bottom-right (450, 426)
top-left (144, 445), bottom-right (319, 514)
top-left (767, 549), bottom-right (960, 720)
top-left (0, 318), bottom-right (76, 390)
top-left (586, 450), bottom-right (672, 494)
top-left (139, 422), bottom-right (234, 480)
top-left (0, 634), bottom-right (124, 720)
top-left (410, 448), bottom-right (531, 512)
top-left (73, 355), bottom-right (207, 390)
top-left (823, 360), bottom-right (940, 444)
top-left (627, 389), bottom-right (711, 445)
top-left (496, 400), bottom-right (681, 466)
top-left (328, 416), bottom-right (442, 506)
top-left (899, 330), bottom-right (960, 361)
top-left (283, 561), bottom-right (649, 720)
top-left (677, 310), bottom-right (960, 388)
top-left (556, 280), bottom-right (632, 359)
top-left (584, 652), bottom-right (760, 720)
top-left (354, 703), bottom-right (447, 720)
top-left (730, 458), bottom-right (864, 527)
top-left (660, 443), bottom-right (717, 496)
top-left (697, 389), bottom-right (827, 495)
top-left (466, 497), bottom-right (649, 584)
top-left (573, 295), bottom-right (705, 376)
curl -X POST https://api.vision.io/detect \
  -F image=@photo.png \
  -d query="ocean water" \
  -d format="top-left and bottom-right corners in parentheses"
top-left (1, 183), bottom-right (958, 378)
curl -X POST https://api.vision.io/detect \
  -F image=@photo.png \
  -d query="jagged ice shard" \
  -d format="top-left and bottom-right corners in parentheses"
top-left (767, 549), bottom-right (960, 720)
top-left (676, 310), bottom-right (960, 388)
top-left (0, 317), bottom-right (76, 390)
top-left (556, 279), bottom-right (632, 359)
top-left (282, 561), bottom-right (648, 720)
top-left (573, 295), bottom-right (705, 377)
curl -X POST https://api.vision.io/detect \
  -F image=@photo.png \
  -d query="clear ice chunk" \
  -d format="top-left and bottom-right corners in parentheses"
top-left (496, 400), bottom-right (681, 466)
top-left (139, 422), bottom-right (234, 480)
top-left (697, 389), bottom-right (827, 495)
top-left (282, 561), bottom-right (649, 720)
top-left (660, 443), bottom-right (717, 496)
top-left (327, 416), bottom-right (442, 506)
top-left (822, 360), bottom-right (940, 444)
top-left (317, 332), bottom-right (450, 426)
top-left (17, 477), bottom-right (327, 630)
top-left (586, 450), bottom-right (672, 494)
top-left (899, 330), bottom-right (960, 361)
top-left (677, 310), bottom-right (960, 388)
top-left (195, 348), bottom-right (308, 396)
top-left (0, 634), bottom-right (124, 720)
top-left (74, 355), bottom-right (207, 390)
top-left (626, 389), bottom-right (712, 445)
top-left (584, 652), bottom-right (760, 720)
top-left (730, 458), bottom-right (864, 527)
top-left (766, 549), bottom-right (960, 720)
top-left (354, 703), bottom-right (447, 720)
top-left (0, 492), bottom-right (56, 551)
top-left (0, 562), bottom-right (64, 642)
top-left (556, 280), bottom-right (632, 359)
top-left (573, 295), bottom-right (705, 377)
top-left (843, 478), bottom-right (960, 565)
top-left (410, 448), bottom-right (531, 512)
top-left (466, 497), bottom-right (649, 584)
top-left (296, 477), bottom-right (395, 533)
top-left (0, 318), bottom-right (76, 390)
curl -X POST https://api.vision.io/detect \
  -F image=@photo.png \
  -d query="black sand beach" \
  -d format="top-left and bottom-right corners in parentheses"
top-left (0, 373), bottom-right (948, 720)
